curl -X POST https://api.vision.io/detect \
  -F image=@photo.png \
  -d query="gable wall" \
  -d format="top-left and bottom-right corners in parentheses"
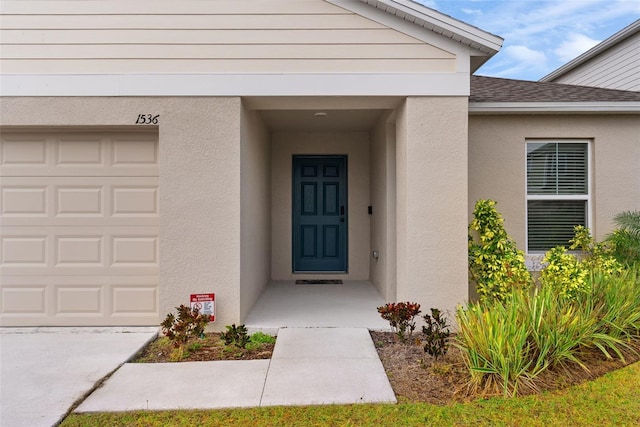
top-left (551, 31), bottom-right (640, 91)
top-left (1, 0), bottom-right (456, 75)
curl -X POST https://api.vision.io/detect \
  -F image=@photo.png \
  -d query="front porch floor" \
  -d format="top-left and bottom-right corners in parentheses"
top-left (244, 281), bottom-right (390, 333)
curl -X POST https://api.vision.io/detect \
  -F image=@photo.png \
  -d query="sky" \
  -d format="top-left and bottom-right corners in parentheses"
top-left (414, 0), bottom-right (640, 81)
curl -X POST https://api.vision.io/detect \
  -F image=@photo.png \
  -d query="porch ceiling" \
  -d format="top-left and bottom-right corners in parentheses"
top-left (260, 109), bottom-right (386, 132)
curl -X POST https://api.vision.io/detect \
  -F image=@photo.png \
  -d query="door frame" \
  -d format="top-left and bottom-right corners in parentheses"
top-left (291, 155), bottom-right (348, 273)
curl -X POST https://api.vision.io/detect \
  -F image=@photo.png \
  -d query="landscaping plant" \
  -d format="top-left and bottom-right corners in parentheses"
top-left (377, 302), bottom-right (421, 342)
top-left (468, 199), bottom-right (531, 304)
top-left (569, 225), bottom-right (622, 276)
top-left (160, 304), bottom-right (210, 361)
top-left (605, 210), bottom-right (640, 267)
top-left (422, 308), bottom-right (450, 361)
top-left (221, 323), bottom-right (250, 348)
top-left (459, 218), bottom-right (640, 397)
top-left (246, 331), bottom-right (277, 351)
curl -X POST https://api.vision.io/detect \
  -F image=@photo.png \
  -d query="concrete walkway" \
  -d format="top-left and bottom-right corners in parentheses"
top-left (0, 327), bottom-right (158, 427)
top-left (76, 328), bottom-right (397, 412)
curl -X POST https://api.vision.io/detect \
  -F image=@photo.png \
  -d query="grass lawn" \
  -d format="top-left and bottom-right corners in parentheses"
top-left (62, 361), bottom-right (640, 427)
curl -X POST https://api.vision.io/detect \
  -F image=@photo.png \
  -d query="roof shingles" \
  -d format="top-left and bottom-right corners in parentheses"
top-left (470, 75), bottom-right (640, 103)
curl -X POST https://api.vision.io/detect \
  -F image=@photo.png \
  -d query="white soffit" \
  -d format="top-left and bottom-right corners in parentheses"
top-left (330, 0), bottom-right (503, 56)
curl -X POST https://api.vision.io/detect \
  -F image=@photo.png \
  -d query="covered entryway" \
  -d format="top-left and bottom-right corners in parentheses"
top-left (0, 131), bottom-right (159, 326)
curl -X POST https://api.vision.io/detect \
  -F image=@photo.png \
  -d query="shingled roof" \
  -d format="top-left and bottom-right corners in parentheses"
top-left (470, 75), bottom-right (640, 103)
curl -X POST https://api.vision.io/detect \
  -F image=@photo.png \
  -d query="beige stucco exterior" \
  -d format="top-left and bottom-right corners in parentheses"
top-left (0, 97), bottom-right (247, 327)
top-left (469, 114), bottom-right (640, 253)
top-left (395, 97), bottom-right (470, 315)
top-left (6, 0), bottom-right (635, 329)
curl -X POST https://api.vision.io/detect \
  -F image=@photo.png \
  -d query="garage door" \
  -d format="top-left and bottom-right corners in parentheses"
top-left (0, 131), bottom-right (159, 326)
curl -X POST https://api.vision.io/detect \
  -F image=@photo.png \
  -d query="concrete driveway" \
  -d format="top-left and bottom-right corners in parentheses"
top-left (0, 327), bottom-right (157, 427)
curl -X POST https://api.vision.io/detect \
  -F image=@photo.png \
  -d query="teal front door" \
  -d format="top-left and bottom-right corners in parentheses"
top-left (293, 156), bottom-right (347, 272)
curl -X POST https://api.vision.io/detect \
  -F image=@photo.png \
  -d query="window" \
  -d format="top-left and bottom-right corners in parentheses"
top-left (526, 141), bottom-right (589, 252)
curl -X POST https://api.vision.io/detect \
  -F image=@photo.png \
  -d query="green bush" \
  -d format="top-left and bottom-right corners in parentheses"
top-left (456, 268), bottom-right (639, 397)
top-left (422, 308), bottom-right (450, 361)
top-left (221, 324), bottom-right (250, 348)
top-left (540, 246), bottom-right (589, 299)
top-left (468, 199), bottom-right (531, 304)
top-left (605, 210), bottom-right (640, 267)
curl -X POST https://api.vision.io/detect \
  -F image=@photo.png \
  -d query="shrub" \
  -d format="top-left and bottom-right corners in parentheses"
top-left (161, 305), bottom-right (210, 348)
top-left (422, 308), bottom-right (450, 361)
top-left (160, 305), bottom-right (210, 361)
top-left (455, 294), bottom-right (539, 397)
top-left (570, 225), bottom-right (622, 275)
top-left (540, 246), bottom-right (589, 300)
top-left (605, 211), bottom-right (640, 267)
top-left (221, 324), bottom-right (250, 348)
top-left (456, 269), bottom-right (638, 397)
top-left (468, 199), bottom-right (531, 304)
top-left (377, 302), bottom-right (421, 342)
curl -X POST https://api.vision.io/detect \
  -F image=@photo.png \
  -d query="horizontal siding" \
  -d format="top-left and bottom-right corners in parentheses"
top-left (555, 32), bottom-right (640, 91)
top-left (0, 59), bottom-right (454, 74)
top-left (2, 44), bottom-right (452, 60)
top-left (1, 29), bottom-right (424, 45)
top-left (0, 0), bottom-right (345, 15)
top-left (0, 0), bottom-right (456, 75)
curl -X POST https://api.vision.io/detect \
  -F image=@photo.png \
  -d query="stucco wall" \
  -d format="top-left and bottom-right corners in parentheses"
top-left (0, 97), bottom-right (244, 329)
top-left (240, 104), bottom-right (271, 321)
top-left (271, 131), bottom-right (371, 280)
top-left (369, 112), bottom-right (397, 300)
top-left (468, 114), bottom-right (640, 249)
top-left (395, 97), bottom-right (469, 315)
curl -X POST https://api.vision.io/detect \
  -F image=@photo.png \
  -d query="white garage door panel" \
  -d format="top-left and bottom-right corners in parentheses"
top-left (0, 131), bottom-right (159, 326)
top-left (0, 226), bottom-right (159, 275)
top-left (1, 276), bottom-right (158, 326)
top-left (0, 133), bottom-right (158, 177)
top-left (1, 177), bottom-right (159, 226)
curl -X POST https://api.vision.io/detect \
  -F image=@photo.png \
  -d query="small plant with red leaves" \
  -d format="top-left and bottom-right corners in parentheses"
top-left (377, 302), bottom-right (422, 342)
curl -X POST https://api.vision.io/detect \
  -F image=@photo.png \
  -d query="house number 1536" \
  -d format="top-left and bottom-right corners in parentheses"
top-left (135, 114), bottom-right (159, 125)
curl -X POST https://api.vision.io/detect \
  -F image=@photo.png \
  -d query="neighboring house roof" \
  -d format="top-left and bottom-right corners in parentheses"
top-left (469, 75), bottom-right (640, 113)
top-left (540, 19), bottom-right (640, 83)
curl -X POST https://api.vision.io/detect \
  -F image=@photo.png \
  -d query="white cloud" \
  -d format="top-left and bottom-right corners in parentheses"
top-left (554, 33), bottom-right (601, 62)
top-left (461, 8), bottom-right (482, 15)
top-left (503, 45), bottom-right (547, 65)
top-left (486, 45), bottom-right (548, 78)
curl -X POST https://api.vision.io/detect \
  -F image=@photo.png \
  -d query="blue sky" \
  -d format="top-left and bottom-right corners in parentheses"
top-left (414, 0), bottom-right (639, 81)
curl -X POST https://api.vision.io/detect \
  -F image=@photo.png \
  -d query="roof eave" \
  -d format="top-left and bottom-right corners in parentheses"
top-left (469, 101), bottom-right (640, 114)
top-left (330, 0), bottom-right (503, 55)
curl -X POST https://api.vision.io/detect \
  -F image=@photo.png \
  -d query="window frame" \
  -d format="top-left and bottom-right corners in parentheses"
top-left (525, 139), bottom-right (593, 254)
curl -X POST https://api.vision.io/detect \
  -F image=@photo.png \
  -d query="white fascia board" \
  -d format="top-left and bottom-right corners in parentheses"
top-left (334, 0), bottom-right (502, 54)
top-left (469, 102), bottom-right (640, 114)
top-left (0, 73), bottom-right (470, 97)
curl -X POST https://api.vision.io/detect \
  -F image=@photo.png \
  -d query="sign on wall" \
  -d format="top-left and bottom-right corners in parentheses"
top-left (190, 293), bottom-right (215, 322)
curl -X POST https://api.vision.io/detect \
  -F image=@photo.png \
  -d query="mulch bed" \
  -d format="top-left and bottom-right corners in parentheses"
top-left (133, 333), bottom-right (275, 363)
top-left (371, 331), bottom-right (640, 404)
top-left (132, 330), bottom-right (640, 405)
